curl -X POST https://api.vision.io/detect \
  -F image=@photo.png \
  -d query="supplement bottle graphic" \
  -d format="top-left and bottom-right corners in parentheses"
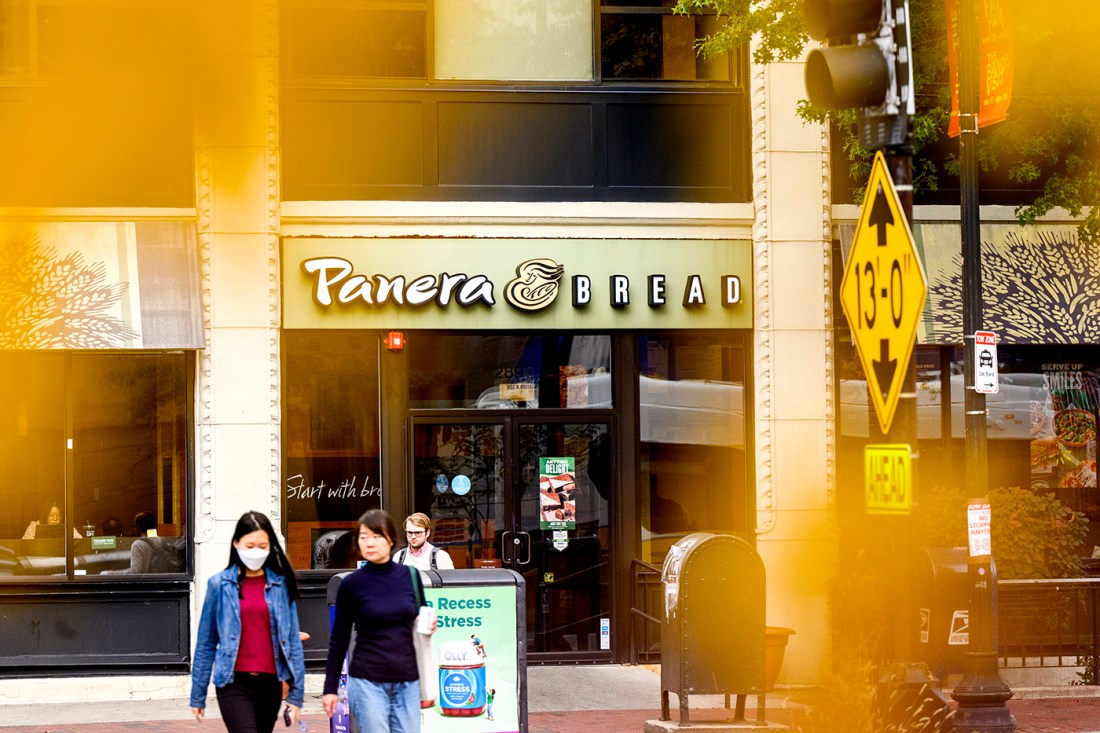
top-left (437, 640), bottom-right (487, 717)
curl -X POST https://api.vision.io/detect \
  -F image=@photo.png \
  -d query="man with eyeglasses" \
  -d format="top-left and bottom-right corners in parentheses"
top-left (393, 512), bottom-right (454, 571)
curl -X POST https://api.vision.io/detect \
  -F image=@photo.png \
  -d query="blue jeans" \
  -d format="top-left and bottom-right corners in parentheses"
top-left (347, 676), bottom-right (420, 733)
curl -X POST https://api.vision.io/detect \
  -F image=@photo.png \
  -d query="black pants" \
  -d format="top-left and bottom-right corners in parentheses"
top-left (216, 672), bottom-right (283, 733)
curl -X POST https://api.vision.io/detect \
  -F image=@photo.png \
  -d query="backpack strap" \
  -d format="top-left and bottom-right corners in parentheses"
top-left (395, 548), bottom-right (406, 564)
top-left (429, 547), bottom-right (438, 570)
top-left (407, 565), bottom-right (426, 607)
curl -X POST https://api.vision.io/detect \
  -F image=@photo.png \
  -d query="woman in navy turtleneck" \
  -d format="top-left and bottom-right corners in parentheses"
top-left (323, 509), bottom-right (431, 732)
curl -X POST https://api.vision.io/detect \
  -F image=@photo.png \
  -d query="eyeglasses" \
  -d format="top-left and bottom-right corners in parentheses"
top-left (406, 530), bottom-right (426, 536)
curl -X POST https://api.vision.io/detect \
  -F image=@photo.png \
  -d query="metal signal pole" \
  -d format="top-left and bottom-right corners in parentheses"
top-left (950, 0), bottom-right (1014, 730)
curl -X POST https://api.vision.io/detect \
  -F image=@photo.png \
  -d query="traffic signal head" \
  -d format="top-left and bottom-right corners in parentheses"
top-left (805, 44), bottom-right (890, 109)
top-left (803, 0), bottom-right (914, 147)
top-left (804, 0), bottom-right (884, 41)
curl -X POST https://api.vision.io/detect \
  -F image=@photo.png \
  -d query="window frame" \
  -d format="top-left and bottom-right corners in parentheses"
top-left (0, 0), bottom-right (37, 81)
top-left (0, 350), bottom-right (195, 582)
top-left (280, 0), bottom-right (739, 89)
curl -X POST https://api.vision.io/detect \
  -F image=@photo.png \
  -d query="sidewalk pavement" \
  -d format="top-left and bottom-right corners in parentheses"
top-left (0, 666), bottom-right (1098, 732)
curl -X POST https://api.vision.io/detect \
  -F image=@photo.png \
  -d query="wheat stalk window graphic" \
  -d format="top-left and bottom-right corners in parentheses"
top-left (927, 231), bottom-right (1100, 345)
top-left (0, 234), bottom-right (138, 349)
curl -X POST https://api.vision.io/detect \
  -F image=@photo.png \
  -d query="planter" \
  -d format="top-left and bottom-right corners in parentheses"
top-left (765, 626), bottom-right (796, 691)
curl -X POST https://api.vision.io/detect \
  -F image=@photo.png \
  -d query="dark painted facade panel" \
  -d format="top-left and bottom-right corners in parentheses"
top-left (284, 99), bottom-right (425, 187)
top-left (281, 89), bottom-right (749, 202)
top-left (605, 103), bottom-right (734, 189)
top-left (0, 582), bottom-right (190, 672)
top-left (437, 102), bottom-right (594, 187)
top-left (0, 90), bottom-right (195, 208)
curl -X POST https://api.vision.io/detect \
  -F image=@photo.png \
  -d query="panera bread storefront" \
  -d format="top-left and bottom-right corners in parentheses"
top-left (281, 236), bottom-right (755, 663)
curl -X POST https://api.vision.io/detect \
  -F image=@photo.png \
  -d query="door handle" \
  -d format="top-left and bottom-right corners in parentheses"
top-left (516, 531), bottom-right (532, 565)
top-left (500, 530), bottom-right (513, 565)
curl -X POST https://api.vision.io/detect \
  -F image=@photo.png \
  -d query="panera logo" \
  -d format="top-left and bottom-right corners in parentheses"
top-left (505, 259), bottom-right (565, 311)
top-left (301, 256), bottom-right (742, 312)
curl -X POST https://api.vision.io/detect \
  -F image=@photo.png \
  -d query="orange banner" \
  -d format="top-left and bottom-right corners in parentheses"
top-left (946, 0), bottom-right (1014, 137)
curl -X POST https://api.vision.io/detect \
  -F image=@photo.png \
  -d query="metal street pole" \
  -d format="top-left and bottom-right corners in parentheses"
top-left (950, 0), bottom-right (1014, 729)
top-left (882, 144), bottom-right (916, 664)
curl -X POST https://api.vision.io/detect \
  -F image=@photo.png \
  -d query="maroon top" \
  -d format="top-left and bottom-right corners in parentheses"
top-left (234, 574), bottom-right (276, 674)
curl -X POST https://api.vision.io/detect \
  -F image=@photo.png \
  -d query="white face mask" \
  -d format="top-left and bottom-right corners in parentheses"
top-left (237, 546), bottom-right (270, 571)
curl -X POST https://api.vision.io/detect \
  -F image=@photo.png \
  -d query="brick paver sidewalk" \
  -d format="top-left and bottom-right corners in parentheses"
top-left (1, 697), bottom-right (1097, 732)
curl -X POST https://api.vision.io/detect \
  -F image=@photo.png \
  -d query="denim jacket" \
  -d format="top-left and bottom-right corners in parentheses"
top-left (190, 567), bottom-right (306, 708)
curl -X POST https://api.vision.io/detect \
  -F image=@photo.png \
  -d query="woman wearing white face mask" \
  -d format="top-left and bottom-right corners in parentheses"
top-left (190, 511), bottom-right (306, 733)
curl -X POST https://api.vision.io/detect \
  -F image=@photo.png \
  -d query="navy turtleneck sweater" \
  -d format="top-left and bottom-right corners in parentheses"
top-left (323, 560), bottom-right (420, 694)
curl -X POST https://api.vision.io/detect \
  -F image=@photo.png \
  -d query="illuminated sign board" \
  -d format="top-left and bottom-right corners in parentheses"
top-left (282, 238), bottom-right (752, 331)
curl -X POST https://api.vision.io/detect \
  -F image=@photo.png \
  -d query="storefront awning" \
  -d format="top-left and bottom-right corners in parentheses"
top-left (840, 222), bottom-right (1098, 345)
top-left (0, 221), bottom-right (203, 349)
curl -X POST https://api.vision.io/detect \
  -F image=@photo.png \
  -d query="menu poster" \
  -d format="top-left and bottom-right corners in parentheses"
top-left (1030, 365), bottom-right (1098, 490)
top-left (538, 457), bottom-right (576, 530)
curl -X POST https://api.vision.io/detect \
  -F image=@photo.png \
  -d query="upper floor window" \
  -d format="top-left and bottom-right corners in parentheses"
top-left (1, 0), bottom-right (195, 83)
top-left (283, 0), bottom-right (733, 84)
top-left (599, 0), bottom-right (730, 81)
top-left (0, 0), bottom-right (33, 79)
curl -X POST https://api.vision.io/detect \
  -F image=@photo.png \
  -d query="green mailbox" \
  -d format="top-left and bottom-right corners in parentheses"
top-left (659, 533), bottom-right (767, 725)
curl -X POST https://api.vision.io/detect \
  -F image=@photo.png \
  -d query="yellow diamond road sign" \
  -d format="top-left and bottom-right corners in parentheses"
top-left (840, 151), bottom-right (928, 434)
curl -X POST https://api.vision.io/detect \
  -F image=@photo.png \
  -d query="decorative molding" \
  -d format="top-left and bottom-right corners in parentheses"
top-left (821, 123), bottom-right (839, 527)
top-left (267, 146), bottom-right (281, 235)
top-left (265, 0), bottom-right (283, 524)
top-left (750, 52), bottom-right (776, 536)
top-left (194, 143), bottom-right (215, 544)
top-left (263, 0), bottom-right (279, 60)
top-left (267, 231), bottom-right (281, 522)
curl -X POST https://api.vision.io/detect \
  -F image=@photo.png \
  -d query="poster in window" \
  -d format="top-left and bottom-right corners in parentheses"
top-left (538, 457), bottom-right (576, 530)
top-left (1030, 365), bottom-right (1097, 490)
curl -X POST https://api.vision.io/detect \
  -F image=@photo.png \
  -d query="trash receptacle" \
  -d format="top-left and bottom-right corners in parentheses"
top-left (660, 533), bottom-right (766, 725)
top-left (914, 546), bottom-right (970, 680)
top-left (327, 567), bottom-right (527, 733)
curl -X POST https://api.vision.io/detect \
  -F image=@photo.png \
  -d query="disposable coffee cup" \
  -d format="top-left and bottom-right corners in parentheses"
top-left (416, 606), bottom-right (436, 635)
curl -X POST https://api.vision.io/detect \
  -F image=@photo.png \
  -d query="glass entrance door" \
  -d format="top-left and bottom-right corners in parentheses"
top-left (513, 420), bottom-right (611, 660)
top-left (410, 416), bottom-right (613, 661)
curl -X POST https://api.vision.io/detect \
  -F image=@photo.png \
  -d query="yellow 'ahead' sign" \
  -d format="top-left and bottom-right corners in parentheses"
top-left (840, 151), bottom-right (928, 434)
top-left (864, 444), bottom-right (912, 515)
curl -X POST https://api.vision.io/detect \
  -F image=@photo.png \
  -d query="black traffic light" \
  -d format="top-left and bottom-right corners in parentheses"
top-left (804, 0), bottom-right (913, 148)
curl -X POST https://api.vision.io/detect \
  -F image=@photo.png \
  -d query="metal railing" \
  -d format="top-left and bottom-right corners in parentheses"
top-left (998, 577), bottom-right (1100, 683)
top-left (630, 558), bottom-right (663, 664)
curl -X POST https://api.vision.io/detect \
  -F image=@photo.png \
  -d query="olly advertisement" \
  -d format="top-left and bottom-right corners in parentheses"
top-left (421, 585), bottom-right (519, 733)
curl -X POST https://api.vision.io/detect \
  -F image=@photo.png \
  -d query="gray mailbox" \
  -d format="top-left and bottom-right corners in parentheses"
top-left (660, 533), bottom-right (766, 725)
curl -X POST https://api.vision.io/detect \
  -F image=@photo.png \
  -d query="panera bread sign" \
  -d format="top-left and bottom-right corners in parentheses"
top-left (283, 238), bottom-right (752, 330)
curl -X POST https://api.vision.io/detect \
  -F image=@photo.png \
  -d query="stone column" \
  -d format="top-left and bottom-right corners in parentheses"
top-left (193, 0), bottom-right (282, 597)
top-left (751, 49), bottom-right (839, 684)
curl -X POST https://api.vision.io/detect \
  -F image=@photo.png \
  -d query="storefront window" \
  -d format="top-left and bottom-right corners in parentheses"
top-left (283, 331), bottom-right (382, 570)
top-left (837, 344), bottom-right (1100, 559)
top-left (638, 333), bottom-right (748, 564)
top-left (408, 333), bottom-right (612, 410)
top-left (0, 352), bottom-right (190, 578)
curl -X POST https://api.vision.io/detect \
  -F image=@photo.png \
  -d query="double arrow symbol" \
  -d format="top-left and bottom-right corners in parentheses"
top-left (872, 339), bottom-right (897, 404)
top-left (869, 181), bottom-right (898, 404)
